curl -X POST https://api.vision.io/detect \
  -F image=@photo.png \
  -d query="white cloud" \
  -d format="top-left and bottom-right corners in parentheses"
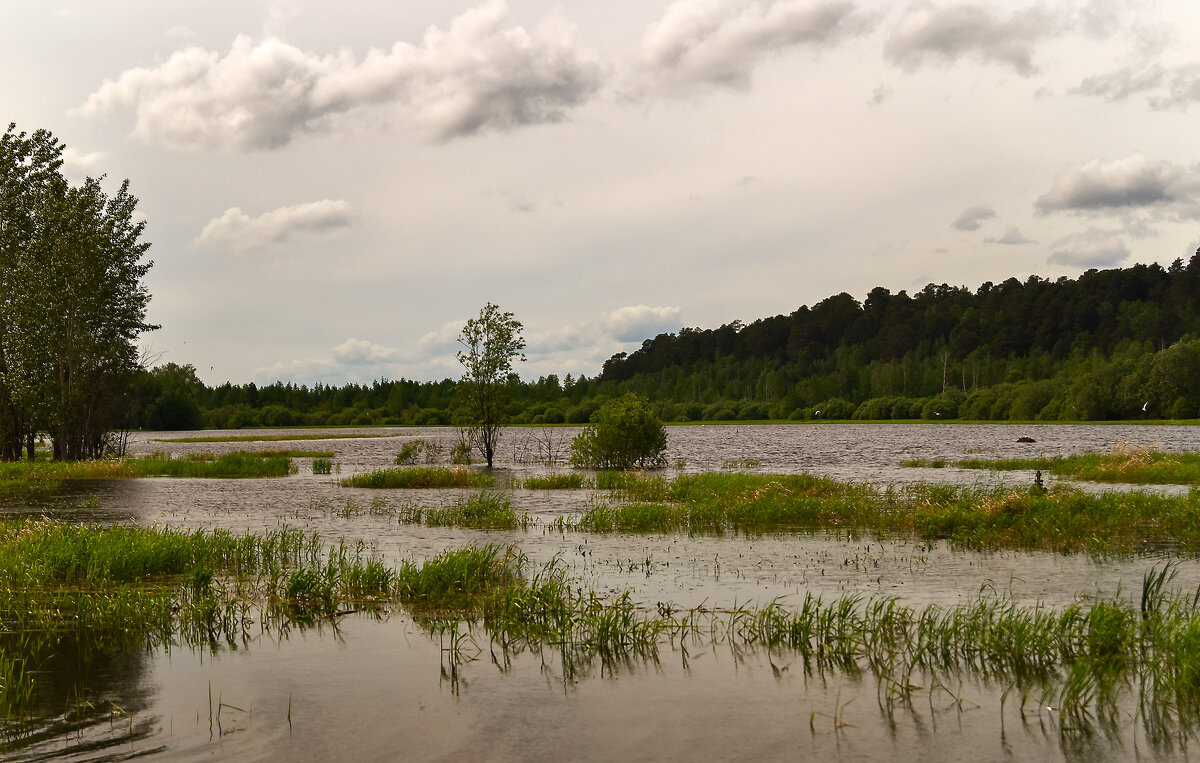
top-left (61, 146), bottom-right (107, 172)
top-left (641, 0), bottom-right (874, 92)
top-left (1035, 154), bottom-right (1197, 213)
top-left (331, 338), bottom-right (399, 365)
top-left (885, 1), bottom-right (1059, 75)
top-left (606, 304), bottom-right (683, 342)
top-left (984, 225), bottom-right (1033, 245)
top-left (1048, 228), bottom-right (1130, 267)
top-left (75, 0), bottom-right (603, 149)
top-left (950, 204), bottom-right (995, 231)
top-left (193, 199), bottom-right (352, 252)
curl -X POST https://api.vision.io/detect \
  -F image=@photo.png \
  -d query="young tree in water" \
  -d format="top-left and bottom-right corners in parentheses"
top-left (456, 303), bottom-right (525, 467)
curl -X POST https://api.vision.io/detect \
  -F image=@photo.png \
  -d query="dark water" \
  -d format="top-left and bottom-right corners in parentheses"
top-left (6, 424), bottom-right (1200, 761)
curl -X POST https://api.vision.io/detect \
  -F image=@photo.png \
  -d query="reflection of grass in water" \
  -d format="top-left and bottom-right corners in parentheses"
top-left (5, 523), bottom-right (1200, 750)
top-left (949, 441), bottom-right (1200, 484)
top-left (152, 433), bottom-right (400, 443)
top-left (575, 472), bottom-right (1200, 553)
top-left (340, 466), bottom-right (492, 489)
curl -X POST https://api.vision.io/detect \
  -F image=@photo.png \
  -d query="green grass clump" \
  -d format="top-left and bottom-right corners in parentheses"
top-left (132, 451), bottom-right (295, 478)
top-left (901, 458), bottom-right (946, 468)
top-left (397, 491), bottom-right (531, 530)
top-left (312, 457), bottom-right (334, 475)
top-left (340, 466), bottom-right (493, 489)
top-left (953, 442), bottom-right (1200, 485)
top-left (520, 473), bottom-right (584, 490)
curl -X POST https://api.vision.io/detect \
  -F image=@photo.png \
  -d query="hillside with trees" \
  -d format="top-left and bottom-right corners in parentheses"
top-left (123, 254), bottom-right (1200, 430)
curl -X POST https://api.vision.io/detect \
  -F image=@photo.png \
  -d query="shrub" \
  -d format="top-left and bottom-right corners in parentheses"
top-left (395, 439), bottom-right (444, 465)
top-left (569, 394), bottom-right (668, 470)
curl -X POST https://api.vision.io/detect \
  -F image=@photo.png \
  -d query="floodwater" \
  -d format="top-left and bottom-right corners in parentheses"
top-left (5, 423), bottom-right (1200, 761)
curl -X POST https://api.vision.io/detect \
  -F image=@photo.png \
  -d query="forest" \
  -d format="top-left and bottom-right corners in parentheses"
top-left (125, 253), bottom-right (1200, 430)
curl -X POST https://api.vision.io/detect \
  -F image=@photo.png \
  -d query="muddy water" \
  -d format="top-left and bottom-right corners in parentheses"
top-left (7, 423), bottom-right (1200, 761)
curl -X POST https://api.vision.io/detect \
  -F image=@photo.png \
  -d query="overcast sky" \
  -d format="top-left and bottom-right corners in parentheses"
top-left (4, 0), bottom-right (1199, 386)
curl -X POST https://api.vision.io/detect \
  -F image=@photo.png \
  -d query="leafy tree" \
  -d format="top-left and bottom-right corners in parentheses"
top-left (455, 303), bottom-right (525, 467)
top-left (570, 394), bottom-right (667, 469)
top-left (0, 123), bottom-right (156, 460)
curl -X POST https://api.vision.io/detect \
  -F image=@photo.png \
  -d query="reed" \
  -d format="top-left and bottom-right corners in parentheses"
top-left (132, 451), bottom-right (295, 478)
top-left (340, 466), bottom-right (493, 489)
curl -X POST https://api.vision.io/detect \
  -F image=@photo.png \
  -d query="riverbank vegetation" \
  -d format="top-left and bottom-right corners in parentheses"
top-left (119, 256), bottom-right (1200, 430)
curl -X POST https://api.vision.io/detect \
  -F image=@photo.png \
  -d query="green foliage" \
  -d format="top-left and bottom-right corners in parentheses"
top-left (339, 466), bottom-right (493, 489)
top-left (312, 457), bottom-right (333, 475)
top-left (455, 303), bottom-right (525, 467)
top-left (394, 438), bottom-right (444, 465)
top-left (569, 394), bottom-right (667, 470)
top-left (0, 123), bottom-right (156, 461)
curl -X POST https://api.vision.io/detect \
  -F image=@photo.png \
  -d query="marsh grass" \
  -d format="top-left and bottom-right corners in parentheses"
top-left (132, 451), bottom-right (296, 478)
top-left (340, 466), bottom-right (493, 489)
top-left (312, 457), bottom-right (334, 475)
top-left (397, 491), bottom-right (532, 530)
top-left (518, 473), bottom-right (584, 490)
top-left (5, 521), bottom-right (1200, 748)
top-left (949, 441), bottom-right (1200, 485)
top-left (575, 472), bottom-right (1200, 552)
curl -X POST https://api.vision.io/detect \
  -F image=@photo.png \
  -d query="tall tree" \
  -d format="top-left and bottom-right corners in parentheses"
top-left (0, 123), bottom-right (156, 460)
top-left (455, 303), bottom-right (525, 467)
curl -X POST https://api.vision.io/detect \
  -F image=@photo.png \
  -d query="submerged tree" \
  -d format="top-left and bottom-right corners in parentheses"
top-left (0, 123), bottom-right (156, 460)
top-left (456, 303), bottom-right (525, 467)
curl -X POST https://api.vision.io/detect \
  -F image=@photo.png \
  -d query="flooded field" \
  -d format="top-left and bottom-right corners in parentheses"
top-left (5, 423), bottom-right (1200, 761)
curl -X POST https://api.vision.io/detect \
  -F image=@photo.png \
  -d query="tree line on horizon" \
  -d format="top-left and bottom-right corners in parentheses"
top-left (126, 253), bottom-right (1200, 431)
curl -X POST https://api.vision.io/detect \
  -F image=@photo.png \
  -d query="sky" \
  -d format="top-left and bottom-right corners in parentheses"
top-left (4, 0), bottom-right (1199, 387)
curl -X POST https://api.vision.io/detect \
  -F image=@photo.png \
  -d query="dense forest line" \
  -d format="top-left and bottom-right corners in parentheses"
top-left (125, 254), bottom-right (1200, 430)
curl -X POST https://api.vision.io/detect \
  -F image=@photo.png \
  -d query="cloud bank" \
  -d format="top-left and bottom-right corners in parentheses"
top-left (75, 0), bottom-right (603, 149)
top-left (1035, 154), bottom-right (1200, 217)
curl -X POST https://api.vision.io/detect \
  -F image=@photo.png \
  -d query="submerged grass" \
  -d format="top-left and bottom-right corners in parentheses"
top-left (575, 471), bottom-right (1200, 553)
top-left (943, 442), bottom-right (1200, 485)
top-left (397, 491), bottom-right (532, 530)
top-left (5, 521), bottom-right (1200, 749)
top-left (340, 466), bottom-right (493, 489)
